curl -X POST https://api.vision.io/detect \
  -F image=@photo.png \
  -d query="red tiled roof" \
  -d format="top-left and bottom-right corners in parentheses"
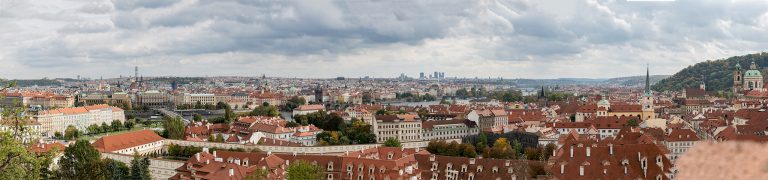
top-left (92, 130), bottom-right (164, 152)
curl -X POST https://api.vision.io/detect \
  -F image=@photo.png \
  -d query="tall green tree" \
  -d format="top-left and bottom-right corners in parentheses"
top-left (130, 154), bottom-right (151, 180)
top-left (104, 158), bottom-right (130, 180)
top-left (163, 116), bottom-right (186, 139)
top-left (58, 140), bottom-right (104, 179)
top-left (87, 124), bottom-right (101, 134)
top-left (476, 132), bottom-right (488, 154)
top-left (286, 160), bottom-right (322, 180)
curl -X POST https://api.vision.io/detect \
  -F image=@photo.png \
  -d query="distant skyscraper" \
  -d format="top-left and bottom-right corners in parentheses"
top-left (134, 66), bottom-right (139, 82)
top-left (420, 72), bottom-right (425, 79)
top-left (434, 72), bottom-right (439, 79)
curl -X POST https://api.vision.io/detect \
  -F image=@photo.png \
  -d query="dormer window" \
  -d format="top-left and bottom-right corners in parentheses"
top-left (468, 173), bottom-right (475, 180)
top-left (508, 167), bottom-right (513, 173)
top-left (347, 164), bottom-right (353, 172)
top-left (477, 166), bottom-right (483, 172)
top-left (461, 164), bottom-right (467, 172)
top-left (492, 166), bottom-right (498, 173)
top-left (328, 161), bottom-right (334, 171)
top-left (432, 162), bottom-right (437, 170)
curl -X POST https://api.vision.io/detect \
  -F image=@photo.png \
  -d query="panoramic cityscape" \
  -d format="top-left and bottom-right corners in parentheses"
top-left (2, 0), bottom-right (768, 180)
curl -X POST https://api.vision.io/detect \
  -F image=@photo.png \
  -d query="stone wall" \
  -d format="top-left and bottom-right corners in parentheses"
top-left (163, 139), bottom-right (458, 154)
top-left (102, 153), bottom-right (185, 180)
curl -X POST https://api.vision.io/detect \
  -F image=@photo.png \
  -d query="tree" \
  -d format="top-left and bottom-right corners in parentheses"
top-left (251, 105), bottom-right (279, 117)
top-left (544, 143), bottom-right (557, 160)
top-left (345, 120), bottom-right (376, 144)
top-left (215, 134), bottom-right (225, 142)
top-left (383, 137), bottom-right (402, 147)
top-left (285, 121), bottom-right (300, 127)
top-left (163, 116), bottom-right (186, 139)
top-left (130, 154), bottom-right (151, 180)
top-left (193, 114), bottom-right (203, 122)
top-left (488, 138), bottom-right (516, 159)
top-left (286, 160), bottom-right (322, 180)
top-left (58, 140), bottom-right (104, 179)
top-left (112, 120), bottom-right (123, 132)
top-left (101, 122), bottom-right (111, 133)
top-left (53, 131), bottom-right (63, 139)
top-left (0, 132), bottom-right (42, 179)
top-left (87, 124), bottom-right (101, 135)
top-left (64, 125), bottom-right (80, 140)
top-left (627, 119), bottom-right (639, 127)
top-left (125, 119), bottom-right (136, 130)
top-left (461, 144), bottom-right (478, 158)
top-left (104, 158), bottom-right (130, 180)
top-left (476, 132), bottom-right (488, 154)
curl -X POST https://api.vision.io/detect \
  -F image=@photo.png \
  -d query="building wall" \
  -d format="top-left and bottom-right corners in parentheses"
top-left (101, 153), bottom-right (184, 180)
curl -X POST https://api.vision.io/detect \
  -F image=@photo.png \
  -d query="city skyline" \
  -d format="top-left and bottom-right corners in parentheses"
top-left (2, 0), bottom-right (768, 79)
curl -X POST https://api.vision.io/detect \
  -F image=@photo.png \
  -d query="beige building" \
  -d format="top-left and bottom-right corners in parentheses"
top-left (79, 92), bottom-right (132, 107)
top-left (35, 104), bottom-right (125, 136)
top-left (137, 90), bottom-right (171, 107)
top-left (373, 114), bottom-right (422, 143)
top-left (1, 92), bottom-right (74, 108)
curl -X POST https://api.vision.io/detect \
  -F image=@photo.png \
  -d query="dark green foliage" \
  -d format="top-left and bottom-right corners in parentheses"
top-left (383, 137), bottom-right (401, 147)
top-left (653, 53), bottom-right (768, 92)
top-left (285, 96), bottom-right (307, 110)
top-left (112, 120), bottom-right (123, 131)
top-left (250, 105), bottom-right (279, 117)
top-left (163, 116), bottom-right (186, 139)
top-left (104, 158), bottom-right (130, 180)
top-left (130, 155), bottom-right (151, 180)
top-left (286, 160), bottom-right (322, 180)
top-left (427, 140), bottom-right (477, 158)
top-left (58, 140), bottom-right (103, 179)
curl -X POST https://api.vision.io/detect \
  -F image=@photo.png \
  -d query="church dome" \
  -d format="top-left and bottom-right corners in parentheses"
top-left (745, 69), bottom-right (762, 77)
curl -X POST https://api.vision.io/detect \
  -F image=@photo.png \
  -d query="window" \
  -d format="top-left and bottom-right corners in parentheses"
top-left (328, 162), bottom-right (334, 171)
top-left (327, 174), bottom-right (333, 180)
top-left (477, 166), bottom-right (483, 172)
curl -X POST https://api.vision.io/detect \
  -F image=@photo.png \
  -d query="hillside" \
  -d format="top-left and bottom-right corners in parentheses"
top-left (652, 52), bottom-right (768, 92)
top-left (602, 75), bottom-right (670, 87)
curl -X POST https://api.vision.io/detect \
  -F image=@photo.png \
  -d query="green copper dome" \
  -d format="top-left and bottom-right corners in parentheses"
top-left (745, 69), bottom-right (762, 77)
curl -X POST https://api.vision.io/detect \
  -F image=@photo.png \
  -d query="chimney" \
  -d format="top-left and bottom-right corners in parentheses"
top-left (213, 151), bottom-right (217, 157)
top-left (203, 147), bottom-right (209, 153)
top-left (560, 164), bottom-right (565, 174)
top-left (609, 144), bottom-right (614, 155)
top-left (570, 146), bottom-right (574, 158)
top-left (579, 166), bottom-right (584, 176)
top-left (196, 153), bottom-right (200, 161)
top-left (228, 168), bottom-right (234, 176)
top-left (234, 159), bottom-right (241, 165)
top-left (586, 147), bottom-right (591, 157)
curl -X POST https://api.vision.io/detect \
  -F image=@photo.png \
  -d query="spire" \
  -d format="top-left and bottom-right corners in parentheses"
top-left (645, 64), bottom-right (651, 95)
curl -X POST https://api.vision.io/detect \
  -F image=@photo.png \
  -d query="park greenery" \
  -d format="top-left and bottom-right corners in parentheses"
top-left (383, 137), bottom-right (402, 147)
top-left (286, 160), bottom-right (323, 180)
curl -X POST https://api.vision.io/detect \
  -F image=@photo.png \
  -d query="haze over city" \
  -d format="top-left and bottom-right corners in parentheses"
top-left (3, 0), bottom-right (768, 79)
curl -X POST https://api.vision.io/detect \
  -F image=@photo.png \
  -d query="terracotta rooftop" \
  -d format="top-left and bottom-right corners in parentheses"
top-left (92, 130), bottom-right (164, 152)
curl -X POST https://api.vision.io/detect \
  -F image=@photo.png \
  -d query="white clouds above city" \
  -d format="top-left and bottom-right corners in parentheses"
top-left (1, 0), bottom-right (768, 79)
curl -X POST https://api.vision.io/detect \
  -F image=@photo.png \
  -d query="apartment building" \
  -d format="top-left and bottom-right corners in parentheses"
top-left (373, 114), bottom-right (422, 143)
top-left (35, 104), bottom-right (125, 136)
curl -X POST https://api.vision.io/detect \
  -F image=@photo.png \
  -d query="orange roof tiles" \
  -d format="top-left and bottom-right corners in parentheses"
top-left (92, 130), bottom-right (164, 152)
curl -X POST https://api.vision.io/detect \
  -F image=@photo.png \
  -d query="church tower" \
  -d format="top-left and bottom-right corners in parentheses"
top-left (743, 60), bottom-right (763, 91)
top-left (734, 63), bottom-right (743, 93)
top-left (641, 64), bottom-right (655, 120)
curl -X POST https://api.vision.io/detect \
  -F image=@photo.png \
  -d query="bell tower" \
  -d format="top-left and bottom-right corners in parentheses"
top-left (641, 64), bottom-right (655, 120)
top-left (734, 63), bottom-right (743, 93)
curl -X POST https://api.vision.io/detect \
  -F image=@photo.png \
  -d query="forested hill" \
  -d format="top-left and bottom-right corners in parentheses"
top-left (652, 52), bottom-right (768, 92)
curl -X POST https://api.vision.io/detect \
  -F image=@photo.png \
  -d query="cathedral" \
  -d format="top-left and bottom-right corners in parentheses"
top-left (733, 61), bottom-right (764, 94)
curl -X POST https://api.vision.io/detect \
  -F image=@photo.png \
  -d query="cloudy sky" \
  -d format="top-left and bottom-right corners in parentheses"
top-left (1, 0), bottom-right (768, 79)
